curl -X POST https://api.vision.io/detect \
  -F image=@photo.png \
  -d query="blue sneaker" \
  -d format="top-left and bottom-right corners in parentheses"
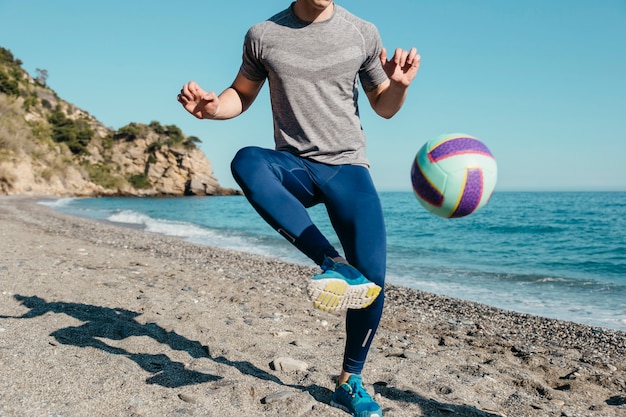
top-left (331, 375), bottom-right (383, 417)
top-left (307, 257), bottom-right (381, 313)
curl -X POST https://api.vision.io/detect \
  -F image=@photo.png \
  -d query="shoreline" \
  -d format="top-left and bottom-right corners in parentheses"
top-left (0, 196), bottom-right (624, 417)
top-left (40, 193), bottom-right (626, 333)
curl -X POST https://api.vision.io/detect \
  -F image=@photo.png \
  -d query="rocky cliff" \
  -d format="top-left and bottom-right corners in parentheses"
top-left (0, 46), bottom-right (238, 197)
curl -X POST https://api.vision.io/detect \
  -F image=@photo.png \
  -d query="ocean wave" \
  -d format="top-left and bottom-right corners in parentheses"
top-left (37, 197), bottom-right (78, 208)
top-left (108, 209), bottom-right (238, 241)
top-left (108, 210), bottom-right (151, 226)
top-left (105, 209), bottom-right (307, 265)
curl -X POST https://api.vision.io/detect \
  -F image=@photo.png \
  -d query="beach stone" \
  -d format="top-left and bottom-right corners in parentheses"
top-left (261, 391), bottom-right (316, 416)
top-left (209, 379), bottom-right (236, 389)
top-left (269, 357), bottom-right (308, 372)
top-left (261, 390), bottom-right (296, 404)
top-left (477, 398), bottom-right (499, 412)
top-left (402, 350), bottom-right (427, 360)
top-left (290, 339), bottom-right (312, 349)
top-left (272, 330), bottom-right (293, 337)
top-left (177, 393), bottom-right (197, 403)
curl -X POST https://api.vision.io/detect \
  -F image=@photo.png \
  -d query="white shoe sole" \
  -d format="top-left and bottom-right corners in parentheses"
top-left (307, 278), bottom-right (381, 312)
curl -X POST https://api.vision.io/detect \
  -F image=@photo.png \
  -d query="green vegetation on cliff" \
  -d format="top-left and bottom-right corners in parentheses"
top-left (0, 45), bottom-right (232, 196)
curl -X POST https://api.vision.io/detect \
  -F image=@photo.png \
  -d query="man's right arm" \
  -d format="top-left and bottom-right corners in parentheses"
top-left (178, 71), bottom-right (264, 120)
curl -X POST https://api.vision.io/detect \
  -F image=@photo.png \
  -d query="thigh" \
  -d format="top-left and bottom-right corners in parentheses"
top-left (231, 147), bottom-right (339, 264)
top-left (231, 146), bottom-right (319, 207)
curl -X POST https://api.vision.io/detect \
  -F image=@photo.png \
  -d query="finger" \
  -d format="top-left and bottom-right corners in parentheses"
top-left (407, 47), bottom-right (418, 64)
top-left (181, 82), bottom-right (193, 99)
top-left (177, 86), bottom-right (188, 103)
top-left (414, 53), bottom-right (421, 69)
top-left (393, 48), bottom-right (403, 65)
top-left (411, 51), bottom-right (422, 70)
top-left (392, 48), bottom-right (409, 68)
top-left (379, 47), bottom-right (388, 65)
top-left (188, 81), bottom-right (201, 98)
top-left (193, 83), bottom-right (212, 101)
top-left (396, 48), bottom-right (409, 68)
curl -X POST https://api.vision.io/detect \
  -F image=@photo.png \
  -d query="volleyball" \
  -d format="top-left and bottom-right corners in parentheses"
top-left (411, 133), bottom-right (497, 218)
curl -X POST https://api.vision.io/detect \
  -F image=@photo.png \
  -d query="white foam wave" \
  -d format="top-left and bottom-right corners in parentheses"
top-left (106, 210), bottom-right (306, 263)
top-left (108, 210), bottom-right (149, 225)
top-left (38, 198), bottom-right (78, 208)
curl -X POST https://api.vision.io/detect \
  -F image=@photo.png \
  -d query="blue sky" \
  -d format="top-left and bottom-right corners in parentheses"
top-left (1, 0), bottom-right (625, 191)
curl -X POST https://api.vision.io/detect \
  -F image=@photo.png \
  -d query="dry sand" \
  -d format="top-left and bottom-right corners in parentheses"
top-left (0, 196), bottom-right (624, 417)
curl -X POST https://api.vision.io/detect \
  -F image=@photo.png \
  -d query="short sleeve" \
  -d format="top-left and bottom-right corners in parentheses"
top-left (239, 27), bottom-right (268, 82)
top-left (358, 24), bottom-right (388, 92)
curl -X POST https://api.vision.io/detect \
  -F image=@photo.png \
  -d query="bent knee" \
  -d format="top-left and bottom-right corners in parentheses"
top-left (230, 146), bottom-right (264, 175)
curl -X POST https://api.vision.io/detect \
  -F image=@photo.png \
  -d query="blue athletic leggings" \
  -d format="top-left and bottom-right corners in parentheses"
top-left (230, 146), bottom-right (386, 374)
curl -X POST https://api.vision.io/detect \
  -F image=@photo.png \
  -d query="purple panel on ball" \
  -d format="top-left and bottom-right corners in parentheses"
top-left (411, 160), bottom-right (444, 207)
top-left (429, 137), bottom-right (493, 163)
top-left (450, 168), bottom-right (483, 218)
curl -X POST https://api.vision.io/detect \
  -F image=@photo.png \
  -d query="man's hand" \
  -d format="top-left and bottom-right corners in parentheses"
top-left (366, 47), bottom-right (421, 118)
top-left (177, 81), bottom-right (219, 120)
top-left (380, 47), bottom-right (420, 87)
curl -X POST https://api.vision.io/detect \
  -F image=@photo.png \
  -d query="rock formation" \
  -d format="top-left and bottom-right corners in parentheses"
top-left (0, 46), bottom-right (238, 197)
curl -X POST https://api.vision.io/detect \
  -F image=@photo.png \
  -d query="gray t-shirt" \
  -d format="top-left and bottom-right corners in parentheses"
top-left (239, 4), bottom-right (389, 167)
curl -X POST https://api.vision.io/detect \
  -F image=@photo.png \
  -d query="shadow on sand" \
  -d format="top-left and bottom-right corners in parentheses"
top-left (6, 294), bottom-right (281, 388)
top-left (4, 294), bottom-right (504, 415)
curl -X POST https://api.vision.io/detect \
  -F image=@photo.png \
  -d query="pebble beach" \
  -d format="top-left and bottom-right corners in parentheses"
top-left (0, 196), bottom-right (624, 417)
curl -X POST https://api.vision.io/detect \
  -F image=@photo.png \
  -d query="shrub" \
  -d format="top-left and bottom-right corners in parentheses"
top-left (22, 93), bottom-right (38, 111)
top-left (164, 124), bottom-right (184, 146)
top-left (146, 141), bottom-right (162, 153)
top-left (0, 47), bottom-right (16, 65)
top-left (47, 106), bottom-right (94, 155)
top-left (0, 70), bottom-right (19, 96)
top-left (101, 134), bottom-right (114, 150)
top-left (29, 121), bottom-right (52, 143)
top-left (83, 162), bottom-right (124, 189)
top-left (128, 173), bottom-right (151, 189)
top-left (115, 123), bottom-right (144, 140)
top-left (183, 135), bottom-right (201, 149)
top-left (149, 120), bottom-right (165, 134)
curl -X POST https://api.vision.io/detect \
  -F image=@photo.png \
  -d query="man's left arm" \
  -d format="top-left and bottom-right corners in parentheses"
top-left (366, 47), bottom-right (420, 119)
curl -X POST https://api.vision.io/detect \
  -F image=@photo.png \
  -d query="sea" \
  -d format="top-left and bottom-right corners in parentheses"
top-left (41, 191), bottom-right (626, 332)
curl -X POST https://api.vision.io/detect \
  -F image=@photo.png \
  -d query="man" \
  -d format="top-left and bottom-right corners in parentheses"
top-left (178, 1), bottom-right (419, 415)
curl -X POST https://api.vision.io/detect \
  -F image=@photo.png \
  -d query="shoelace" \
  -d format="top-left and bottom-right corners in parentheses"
top-left (352, 384), bottom-right (369, 399)
top-left (343, 380), bottom-right (368, 400)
